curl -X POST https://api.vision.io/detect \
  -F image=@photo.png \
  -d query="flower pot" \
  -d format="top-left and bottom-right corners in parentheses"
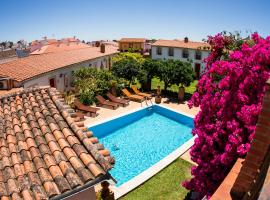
top-left (178, 86), bottom-right (185, 103)
top-left (155, 96), bottom-right (162, 104)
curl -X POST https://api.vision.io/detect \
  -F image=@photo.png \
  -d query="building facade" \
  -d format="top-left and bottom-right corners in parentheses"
top-left (118, 38), bottom-right (147, 53)
top-left (0, 45), bottom-right (118, 92)
top-left (151, 37), bottom-right (211, 78)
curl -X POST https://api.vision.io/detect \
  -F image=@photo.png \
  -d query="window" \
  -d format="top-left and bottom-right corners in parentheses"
top-left (182, 49), bottom-right (189, 58)
top-left (0, 81), bottom-right (4, 89)
top-left (100, 62), bottom-right (104, 70)
top-left (157, 47), bottom-right (162, 55)
top-left (195, 63), bottom-right (201, 79)
top-left (195, 50), bottom-right (202, 60)
top-left (64, 75), bottom-right (68, 88)
top-left (49, 78), bottom-right (56, 88)
top-left (168, 47), bottom-right (174, 56)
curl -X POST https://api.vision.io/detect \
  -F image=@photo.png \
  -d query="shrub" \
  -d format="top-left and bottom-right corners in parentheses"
top-left (183, 33), bottom-right (270, 198)
top-left (74, 68), bottom-right (116, 105)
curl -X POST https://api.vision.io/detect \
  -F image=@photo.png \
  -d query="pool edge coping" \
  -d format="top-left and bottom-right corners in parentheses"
top-left (112, 136), bottom-right (196, 199)
top-left (86, 103), bottom-right (195, 128)
top-left (85, 104), bottom-right (196, 199)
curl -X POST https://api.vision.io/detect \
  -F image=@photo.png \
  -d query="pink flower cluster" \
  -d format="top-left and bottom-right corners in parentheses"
top-left (183, 33), bottom-right (270, 198)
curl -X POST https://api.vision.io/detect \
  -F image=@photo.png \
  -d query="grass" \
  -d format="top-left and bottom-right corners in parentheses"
top-left (151, 78), bottom-right (198, 94)
top-left (119, 158), bottom-right (193, 200)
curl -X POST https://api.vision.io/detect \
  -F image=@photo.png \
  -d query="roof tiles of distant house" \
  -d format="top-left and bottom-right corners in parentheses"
top-left (0, 87), bottom-right (114, 199)
top-left (119, 38), bottom-right (146, 43)
top-left (0, 46), bottom-right (118, 82)
top-left (30, 42), bottom-right (90, 55)
top-left (152, 39), bottom-right (211, 50)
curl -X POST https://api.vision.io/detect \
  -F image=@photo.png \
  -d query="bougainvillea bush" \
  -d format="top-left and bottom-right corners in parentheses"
top-left (183, 33), bottom-right (270, 198)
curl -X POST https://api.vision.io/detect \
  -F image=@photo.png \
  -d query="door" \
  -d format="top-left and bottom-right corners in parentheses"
top-left (195, 63), bottom-right (201, 79)
top-left (49, 78), bottom-right (56, 88)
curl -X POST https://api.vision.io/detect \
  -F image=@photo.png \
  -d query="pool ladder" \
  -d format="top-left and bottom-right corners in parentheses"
top-left (144, 97), bottom-right (153, 109)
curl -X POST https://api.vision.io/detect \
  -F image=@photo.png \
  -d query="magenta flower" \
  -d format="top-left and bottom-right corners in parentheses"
top-left (183, 33), bottom-right (270, 198)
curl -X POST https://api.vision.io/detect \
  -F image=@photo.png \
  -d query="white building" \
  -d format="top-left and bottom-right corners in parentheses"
top-left (151, 37), bottom-right (211, 78)
top-left (0, 44), bottom-right (118, 92)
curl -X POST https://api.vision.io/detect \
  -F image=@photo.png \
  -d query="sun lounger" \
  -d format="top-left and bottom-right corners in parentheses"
top-left (73, 99), bottom-right (99, 117)
top-left (76, 112), bottom-right (86, 120)
top-left (96, 95), bottom-right (119, 110)
top-left (107, 92), bottom-right (129, 107)
top-left (131, 85), bottom-right (152, 99)
top-left (122, 88), bottom-right (145, 102)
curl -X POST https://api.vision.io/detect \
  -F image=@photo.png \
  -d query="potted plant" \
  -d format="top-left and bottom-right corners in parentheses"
top-left (155, 85), bottom-right (162, 104)
top-left (109, 80), bottom-right (117, 96)
top-left (178, 85), bottom-right (185, 103)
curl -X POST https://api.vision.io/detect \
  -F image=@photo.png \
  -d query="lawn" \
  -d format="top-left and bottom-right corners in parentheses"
top-left (119, 158), bottom-right (193, 200)
top-left (151, 78), bottom-right (198, 94)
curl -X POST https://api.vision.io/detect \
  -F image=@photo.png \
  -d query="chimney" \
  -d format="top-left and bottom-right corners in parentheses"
top-left (100, 43), bottom-right (105, 53)
top-left (184, 37), bottom-right (189, 43)
top-left (95, 41), bottom-right (100, 47)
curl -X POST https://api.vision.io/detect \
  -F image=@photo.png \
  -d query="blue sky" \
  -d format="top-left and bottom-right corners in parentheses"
top-left (1, 0), bottom-right (269, 42)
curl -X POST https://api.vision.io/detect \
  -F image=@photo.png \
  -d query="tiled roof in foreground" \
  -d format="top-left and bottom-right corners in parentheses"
top-left (0, 87), bottom-right (114, 199)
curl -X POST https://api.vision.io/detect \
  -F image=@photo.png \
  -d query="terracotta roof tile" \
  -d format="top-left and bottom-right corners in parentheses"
top-left (0, 46), bottom-right (118, 82)
top-left (33, 157), bottom-right (47, 171)
top-left (38, 168), bottom-right (53, 183)
top-left (152, 39), bottom-right (211, 50)
top-left (59, 161), bottom-right (75, 175)
top-left (43, 181), bottom-right (60, 197)
top-left (119, 38), bottom-right (146, 43)
top-left (0, 87), bottom-right (113, 199)
top-left (21, 189), bottom-right (34, 200)
top-left (65, 172), bottom-right (83, 188)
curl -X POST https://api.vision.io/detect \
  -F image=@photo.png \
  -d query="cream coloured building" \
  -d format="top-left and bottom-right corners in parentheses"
top-left (151, 37), bottom-right (211, 78)
top-left (0, 43), bottom-right (118, 92)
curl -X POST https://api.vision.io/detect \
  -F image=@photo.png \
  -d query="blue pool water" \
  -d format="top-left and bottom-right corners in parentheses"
top-left (89, 105), bottom-right (193, 186)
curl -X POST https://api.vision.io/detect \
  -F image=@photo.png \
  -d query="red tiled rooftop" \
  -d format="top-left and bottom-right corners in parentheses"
top-left (0, 46), bottom-right (118, 82)
top-left (0, 87), bottom-right (114, 199)
top-left (30, 42), bottom-right (90, 55)
top-left (119, 38), bottom-right (146, 43)
top-left (152, 39), bottom-right (211, 50)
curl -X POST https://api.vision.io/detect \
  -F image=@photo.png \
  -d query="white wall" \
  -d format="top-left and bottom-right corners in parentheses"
top-left (151, 46), bottom-right (210, 74)
top-left (23, 55), bottom-right (113, 92)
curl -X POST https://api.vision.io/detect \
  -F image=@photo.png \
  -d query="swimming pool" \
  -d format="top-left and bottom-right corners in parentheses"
top-left (89, 105), bottom-right (194, 188)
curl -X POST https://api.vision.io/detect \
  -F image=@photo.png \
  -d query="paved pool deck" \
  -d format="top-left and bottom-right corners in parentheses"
top-left (84, 99), bottom-right (199, 127)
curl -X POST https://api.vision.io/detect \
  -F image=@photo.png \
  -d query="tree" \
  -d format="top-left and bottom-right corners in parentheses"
top-left (157, 59), bottom-right (194, 91)
top-left (73, 67), bottom-right (128, 104)
top-left (156, 60), bottom-right (174, 91)
top-left (138, 58), bottom-right (159, 91)
top-left (170, 60), bottom-right (194, 87)
top-left (112, 52), bottom-right (144, 85)
top-left (112, 52), bottom-right (144, 63)
top-left (183, 33), bottom-right (270, 198)
top-left (74, 68), bottom-right (115, 105)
